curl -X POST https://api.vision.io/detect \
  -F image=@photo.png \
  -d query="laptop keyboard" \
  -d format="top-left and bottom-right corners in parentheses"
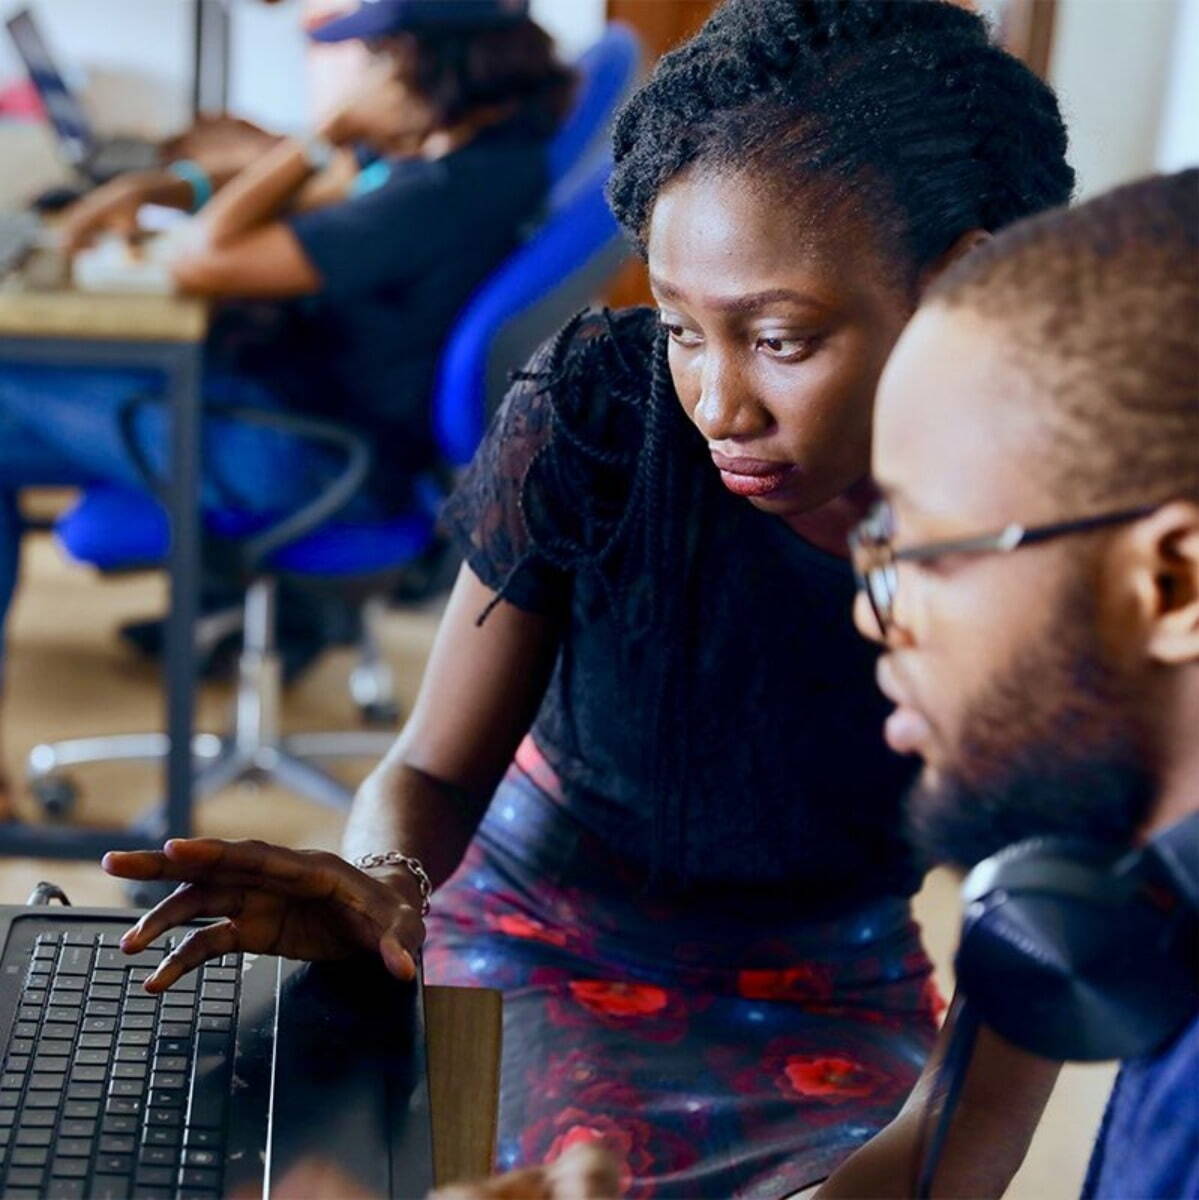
top-left (0, 930), bottom-right (241, 1200)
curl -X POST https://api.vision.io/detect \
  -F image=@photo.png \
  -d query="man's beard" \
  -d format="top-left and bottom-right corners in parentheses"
top-left (905, 575), bottom-right (1156, 872)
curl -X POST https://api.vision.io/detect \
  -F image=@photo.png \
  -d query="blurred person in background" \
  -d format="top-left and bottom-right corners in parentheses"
top-left (103, 2), bottom-right (1081, 1195)
top-left (0, 0), bottom-right (573, 817)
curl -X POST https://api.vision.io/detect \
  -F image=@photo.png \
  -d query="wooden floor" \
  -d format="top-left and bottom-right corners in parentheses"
top-left (0, 525), bottom-right (1115, 1197)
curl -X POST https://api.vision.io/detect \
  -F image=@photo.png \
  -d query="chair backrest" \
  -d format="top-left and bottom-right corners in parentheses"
top-left (547, 22), bottom-right (641, 196)
top-left (433, 155), bottom-right (628, 467)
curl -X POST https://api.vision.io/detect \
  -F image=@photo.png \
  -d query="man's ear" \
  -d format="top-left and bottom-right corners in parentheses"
top-left (917, 228), bottom-right (991, 296)
top-left (1124, 501), bottom-right (1199, 666)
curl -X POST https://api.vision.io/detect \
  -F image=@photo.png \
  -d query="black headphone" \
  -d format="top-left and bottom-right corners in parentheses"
top-left (916, 812), bottom-right (1199, 1197)
top-left (954, 809), bottom-right (1199, 1062)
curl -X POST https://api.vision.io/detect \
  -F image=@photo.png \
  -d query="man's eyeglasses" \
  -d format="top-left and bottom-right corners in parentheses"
top-left (849, 501), bottom-right (1159, 638)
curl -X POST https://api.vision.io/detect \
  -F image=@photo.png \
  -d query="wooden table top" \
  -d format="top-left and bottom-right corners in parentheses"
top-left (0, 267), bottom-right (208, 344)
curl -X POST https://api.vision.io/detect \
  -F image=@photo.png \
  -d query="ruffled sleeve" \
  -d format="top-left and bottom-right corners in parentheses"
top-left (440, 308), bottom-right (658, 618)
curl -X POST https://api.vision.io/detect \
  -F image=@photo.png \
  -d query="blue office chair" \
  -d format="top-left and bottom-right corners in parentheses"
top-left (29, 154), bottom-right (630, 818)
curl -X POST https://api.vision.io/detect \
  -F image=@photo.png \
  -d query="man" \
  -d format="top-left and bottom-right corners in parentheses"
top-left (843, 168), bottom-right (1198, 1198)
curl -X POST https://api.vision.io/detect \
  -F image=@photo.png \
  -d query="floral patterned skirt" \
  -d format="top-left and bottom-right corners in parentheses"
top-left (424, 737), bottom-right (942, 1199)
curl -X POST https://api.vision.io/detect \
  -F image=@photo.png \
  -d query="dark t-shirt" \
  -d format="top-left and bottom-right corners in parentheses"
top-left (1082, 1012), bottom-right (1199, 1199)
top-left (443, 308), bottom-right (920, 911)
top-left (210, 121), bottom-right (547, 505)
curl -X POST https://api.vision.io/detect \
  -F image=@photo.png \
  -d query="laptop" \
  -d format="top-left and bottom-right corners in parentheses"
top-left (0, 904), bottom-right (436, 1199)
top-left (5, 8), bottom-right (160, 185)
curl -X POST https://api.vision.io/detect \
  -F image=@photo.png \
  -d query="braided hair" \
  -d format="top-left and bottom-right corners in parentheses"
top-left (492, 0), bottom-right (1075, 884)
top-left (609, 0), bottom-right (1073, 278)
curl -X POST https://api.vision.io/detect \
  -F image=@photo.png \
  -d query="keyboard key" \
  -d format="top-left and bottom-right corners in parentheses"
top-left (182, 1148), bottom-right (219, 1168)
top-left (108, 1079), bottom-right (145, 1098)
top-left (33, 944), bottom-right (58, 961)
top-left (152, 1055), bottom-right (188, 1073)
top-left (1, 1072), bottom-right (26, 1090)
top-left (18, 1004), bottom-right (43, 1023)
top-left (23, 989), bottom-right (47, 1007)
top-left (86, 1002), bottom-right (120, 1018)
top-left (62, 1100), bottom-right (101, 1119)
top-left (147, 1089), bottom-right (185, 1110)
top-left (89, 1175), bottom-right (131, 1199)
top-left (42, 1023), bottom-right (78, 1040)
top-left (6, 1054), bottom-right (31, 1072)
top-left (89, 985), bottom-right (123, 1002)
top-left (18, 1110), bottom-right (56, 1128)
top-left (49, 1156), bottom-right (89, 1177)
top-left (83, 1017), bottom-right (118, 1034)
top-left (60, 1118), bottom-right (97, 1137)
top-left (160, 992), bottom-right (194, 1008)
top-left (105, 1097), bottom-right (141, 1116)
top-left (97, 1153), bottom-right (135, 1175)
top-left (198, 1001), bottom-right (232, 1017)
top-left (159, 1022), bottom-right (192, 1038)
top-left (143, 1126), bottom-right (180, 1147)
top-left (61, 933), bottom-right (93, 946)
top-left (150, 1072), bottom-right (185, 1090)
top-left (13, 1126), bottom-right (52, 1147)
top-left (156, 1038), bottom-right (189, 1056)
top-left (198, 982), bottom-right (235, 1002)
top-left (118, 1029), bottom-right (153, 1047)
top-left (45, 1006), bottom-right (80, 1024)
top-left (73, 1049), bottom-right (111, 1068)
top-left (98, 949), bottom-right (161, 970)
top-left (14, 1021), bottom-right (38, 1039)
top-left (102, 1115), bottom-right (138, 1135)
top-left (46, 1181), bottom-right (85, 1200)
top-left (34, 1040), bottom-right (71, 1059)
top-left (138, 1144), bottom-right (177, 1166)
top-left (10, 1145), bottom-right (50, 1166)
top-left (197, 1017), bottom-right (231, 1034)
top-left (113, 1063), bottom-right (147, 1080)
top-left (180, 1168), bottom-right (220, 1189)
top-left (123, 998), bottom-right (158, 1015)
top-left (57, 947), bottom-right (92, 975)
top-left (116, 1046), bottom-right (151, 1064)
top-left (168, 973), bottom-right (197, 992)
top-left (70, 1065), bottom-right (107, 1083)
top-left (8, 1038), bottom-right (34, 1056)
top-left (136, 1166), bottom-right (175, 1186)
top-left (121, 1014), bottom-right (155, 1031)
top-left (55, 1138), bottom-right (94, 1158)
top-left (5, 1167), bottom-right (45, 1187)
top-left (144, 1108), bottom-right (180, 1127)
top-left (29, 1071), bottom-right (66, 1088)
top-left (92, 970), bottom-right (125, 987)
top-left (101, 1134), bottom-right (136, 1154)
top-left (66, 1082), bottom-right (103, 1101)
top-left (25, 1089), bottom-right (63, 1108)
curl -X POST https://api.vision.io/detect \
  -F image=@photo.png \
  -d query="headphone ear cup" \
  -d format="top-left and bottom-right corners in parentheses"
top-left (956, 842), bottom-right (1199, 1062)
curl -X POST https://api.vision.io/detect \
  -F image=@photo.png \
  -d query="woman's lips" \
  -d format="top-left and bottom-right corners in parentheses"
top-left (709, 452), bottom-right (798, 498)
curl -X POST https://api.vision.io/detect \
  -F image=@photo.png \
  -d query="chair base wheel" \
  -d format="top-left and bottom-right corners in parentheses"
top-left (360, 700), bottom-right (401, 728)
top-left (31, 775), bottom-right (79, 821)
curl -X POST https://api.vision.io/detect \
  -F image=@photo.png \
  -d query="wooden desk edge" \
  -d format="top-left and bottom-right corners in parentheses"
top-left (425, 984), bottom-right (503, 1191)
top-left (0, 293), bottom-right (208, 343)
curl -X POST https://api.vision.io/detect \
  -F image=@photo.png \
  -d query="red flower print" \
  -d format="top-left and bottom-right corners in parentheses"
top-left (491, 912), bottom-right (569, 947)
top-left (779, 1055), bottom-right (885, 1101)
top-left (569, 980), bottom-right (670, 1019)
top-left (523, 1106), bottom-right (697, 1199)
top-left (737, 963), bottom-right (835, 1003)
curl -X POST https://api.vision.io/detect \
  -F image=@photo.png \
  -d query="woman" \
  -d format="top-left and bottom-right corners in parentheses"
top-left (0, 0), bottom-right (573, 812)
top-left (105, 1), bottom-right (1074, 1195)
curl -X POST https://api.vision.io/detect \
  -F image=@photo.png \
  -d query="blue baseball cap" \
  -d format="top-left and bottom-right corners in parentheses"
top-left (308, 0), bottom-right (529, 43)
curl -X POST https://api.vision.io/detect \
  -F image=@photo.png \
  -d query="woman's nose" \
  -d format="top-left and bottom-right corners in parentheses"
top-left (692, 357), bottom-right (771, 442)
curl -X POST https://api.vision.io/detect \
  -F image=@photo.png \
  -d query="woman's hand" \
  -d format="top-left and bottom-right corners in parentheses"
top-left (430, 1144), bottom-right (620, 1200)
top-left (101, 837), bottom-right (425, 990)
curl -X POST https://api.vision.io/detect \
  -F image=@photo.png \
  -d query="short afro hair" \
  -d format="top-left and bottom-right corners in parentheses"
top-left (928, 169), bottom-right (1199, 509)
top-left (608, 0), bottom-right (1074, 282)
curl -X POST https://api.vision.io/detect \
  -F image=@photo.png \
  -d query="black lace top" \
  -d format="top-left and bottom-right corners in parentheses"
top-left (443, 308), bottom-right (919, 911)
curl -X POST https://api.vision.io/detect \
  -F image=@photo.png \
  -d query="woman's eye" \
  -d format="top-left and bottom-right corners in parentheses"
top-left (756, 335), bottom-right (817, 361)
top-left (661, 322), bottom-right (702, 348)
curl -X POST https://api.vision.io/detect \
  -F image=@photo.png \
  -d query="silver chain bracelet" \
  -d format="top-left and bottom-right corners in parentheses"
top-left (352, 851), bottom-right (432, 916)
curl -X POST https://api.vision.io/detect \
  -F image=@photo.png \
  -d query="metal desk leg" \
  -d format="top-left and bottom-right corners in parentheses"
top-left (163, 341), bottom-right (202, 842)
